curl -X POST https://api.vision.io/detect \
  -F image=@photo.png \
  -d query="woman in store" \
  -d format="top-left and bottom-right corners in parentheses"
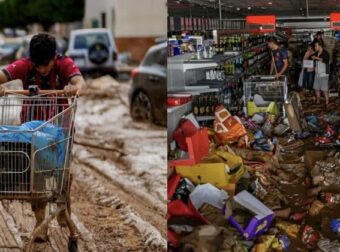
top-left (301, 43), bottom-right (316, 97)
top-left (311, 40), bottom-right (330, 107)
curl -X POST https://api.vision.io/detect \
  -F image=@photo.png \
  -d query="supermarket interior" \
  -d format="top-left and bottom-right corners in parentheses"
top-left (167, 0), bottom-right (340, 251)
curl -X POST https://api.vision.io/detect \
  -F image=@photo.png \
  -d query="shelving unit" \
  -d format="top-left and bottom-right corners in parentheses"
top-left (167, 32), bottom-right (272, 143)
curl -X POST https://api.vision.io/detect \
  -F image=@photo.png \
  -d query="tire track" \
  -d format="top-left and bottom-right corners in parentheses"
top-left (71, 159), bottom-right (167, 250)
top-left (1, 200), bottom-right (97, 252)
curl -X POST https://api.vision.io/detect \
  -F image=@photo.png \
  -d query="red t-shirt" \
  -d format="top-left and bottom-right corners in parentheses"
top-left (2, 55), bottom-right (81, 89)
top-left (1, 55), bottom-right (81, 123)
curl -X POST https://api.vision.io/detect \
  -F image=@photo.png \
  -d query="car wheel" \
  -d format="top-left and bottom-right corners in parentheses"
top-left (131, 91), bottom-right (154, 123)
top-left (88, 42), bottom-right (109, 65)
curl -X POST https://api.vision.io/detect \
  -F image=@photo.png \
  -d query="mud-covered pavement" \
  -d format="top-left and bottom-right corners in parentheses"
top-left (0, 76), bottom-right (167, 251)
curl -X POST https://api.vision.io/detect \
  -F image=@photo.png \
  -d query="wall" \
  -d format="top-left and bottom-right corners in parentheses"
top-left (84, 0), bottom-right (166, 62)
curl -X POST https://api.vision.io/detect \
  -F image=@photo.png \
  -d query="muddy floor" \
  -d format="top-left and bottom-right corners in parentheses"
top-left (0, 76), bottom-right (167, 251)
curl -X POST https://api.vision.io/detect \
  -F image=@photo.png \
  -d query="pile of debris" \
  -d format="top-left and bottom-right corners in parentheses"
top-left (168, 93), bottom-right (340, 251)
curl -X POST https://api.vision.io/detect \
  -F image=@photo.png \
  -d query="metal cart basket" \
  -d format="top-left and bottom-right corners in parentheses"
top-left (244, 75), bottom-right (288, 117)
top-left (0, 89), bottom-right (78, 252)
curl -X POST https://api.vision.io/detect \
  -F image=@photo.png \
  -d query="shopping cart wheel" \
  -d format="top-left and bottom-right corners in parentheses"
top-left (68, 238), bottom-right (78, 252)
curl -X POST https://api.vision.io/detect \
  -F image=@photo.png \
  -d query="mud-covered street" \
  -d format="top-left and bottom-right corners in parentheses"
top-left (0, 76), bottom-right (167, 251)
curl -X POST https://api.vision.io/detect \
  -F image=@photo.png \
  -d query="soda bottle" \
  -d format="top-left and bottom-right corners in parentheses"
top-left (210, 95), bottom-right (215, 116)
top-left (193, 97), bottom-right (199, 116)
top-left (205, 96), bottom-right (210, 116)
top-left (199, 97), bottom-right (205, 116)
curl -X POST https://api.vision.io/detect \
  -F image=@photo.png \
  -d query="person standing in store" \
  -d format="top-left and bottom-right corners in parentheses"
top-left (268, 37), bottom-right (289, 80)
top-left (301, 43), bottom-right (316, 96)
top-left (314, 31), bottom-right (325, 47)
top-left (311, 40), bottom-right (330, 106)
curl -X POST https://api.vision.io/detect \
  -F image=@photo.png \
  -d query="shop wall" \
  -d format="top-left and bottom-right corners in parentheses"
top-left (115, 37), bottom-right (157, 62)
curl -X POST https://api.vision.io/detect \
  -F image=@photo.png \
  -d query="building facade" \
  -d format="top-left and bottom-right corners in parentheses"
top-left (84, 0), bottom-right (167, 61)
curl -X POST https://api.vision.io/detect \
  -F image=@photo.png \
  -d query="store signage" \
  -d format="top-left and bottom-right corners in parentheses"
top-left (185, 17), bottom-right (190, 30)
top-left (330, 13), bottom-right (340, 30)
top-left (180, 17), bottom-right (185, 31)
top-left (169, 16), bottom-right (175, 31)
top-left (246, 15), bottom-right (276, 33)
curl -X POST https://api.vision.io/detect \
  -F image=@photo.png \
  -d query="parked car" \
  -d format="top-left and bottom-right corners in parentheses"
top-left (128, 42), bottom-right (166, 125)
top-left (0, 37), bottom-right (23, 64)
top-left (67, 28), bottom-right (118, 77)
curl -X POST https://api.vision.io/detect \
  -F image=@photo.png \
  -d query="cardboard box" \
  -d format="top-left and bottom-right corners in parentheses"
top-left (175, 150), bottom-right (245, 192)
top-left (229, 190), bottom-right (275, 240)
top-left (304, 150), bottom-right (326, 172)
top-left (284, 102), bottom-right (302, 132)
top-left (169, 127), bottom-right (209, 167)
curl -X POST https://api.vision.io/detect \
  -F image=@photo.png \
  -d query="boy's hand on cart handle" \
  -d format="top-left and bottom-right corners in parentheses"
top-left (275, 73), bottom-right (281, 80)
top-left (0, 86), bottom-right (6, 96)
top-left (64, 85), bottom-right (78, 96)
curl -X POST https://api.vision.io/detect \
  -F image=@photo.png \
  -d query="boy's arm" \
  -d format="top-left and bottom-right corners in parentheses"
top-left (0, 70), bottom-right (9, 96)
top-left (65, 75), bottom-right (87, 96)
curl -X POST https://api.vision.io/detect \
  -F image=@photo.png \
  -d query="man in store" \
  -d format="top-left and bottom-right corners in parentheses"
top-left (0, 33), bottom-right (86, 242)
top-left (268, 37), bottom-right (289, 80)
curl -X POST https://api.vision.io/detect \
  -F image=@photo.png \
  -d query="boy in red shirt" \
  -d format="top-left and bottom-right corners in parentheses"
top-left (0, 33), bottom-right (86, 242)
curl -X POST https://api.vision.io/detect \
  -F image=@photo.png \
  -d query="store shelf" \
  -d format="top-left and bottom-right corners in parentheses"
top-left (167, 102), bottom-right (192, 114)
top-left (183, 87), bottom-right (220, 95)
top-left (246, 56), bottom-right (270, 74)
top-left (183, 62), bottom-right (218, 72)
top-left (196, 116), bottom-right (215, 121)
top-left (183, 53), bottom-right (241, 72)
top-left (258, 56), bottom-right (270, 66)
top-left (243, 43), bottom-right (267, 53)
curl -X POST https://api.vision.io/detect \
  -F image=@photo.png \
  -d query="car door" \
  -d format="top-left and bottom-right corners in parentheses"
top-left (140, 45), bottom-right (167, 124)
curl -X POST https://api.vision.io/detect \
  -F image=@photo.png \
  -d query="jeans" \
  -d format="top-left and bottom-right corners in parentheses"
top-left (303, 70), bottom-right (315, 90)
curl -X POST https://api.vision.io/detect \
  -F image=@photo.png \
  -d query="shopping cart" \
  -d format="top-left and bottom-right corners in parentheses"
top-left (0, 87), bottom-right (78, 252)
top-left (243, 75), bottom-right (288, 117)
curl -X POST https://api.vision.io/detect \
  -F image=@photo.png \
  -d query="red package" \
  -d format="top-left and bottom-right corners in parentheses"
top-left (169, 127), bottom-right (209, 167)
top-left (168, 229), bottom-right (180, 247)
top-left (168, 200), bottom-right (208, 224)
top-left (173, 118), bottom-right (198, 151)
top-left (168, 174), bottom-right (181, 200)
top-left (302, 225), bottom-right (320, 249)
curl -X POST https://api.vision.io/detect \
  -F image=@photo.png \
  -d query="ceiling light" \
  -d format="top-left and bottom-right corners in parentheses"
top-left (261, 6), bottom-right (267, 9)
top-left (236, 7), bottom-right (240, 11)
top-left (248, 6), bottom-right (251, 10)
top-left (228, 5), bottom-right (233, 8)
top-left (268, 2), bottom-right (272, 5)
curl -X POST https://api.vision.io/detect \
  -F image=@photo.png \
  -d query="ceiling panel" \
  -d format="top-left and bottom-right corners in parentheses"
top-left (168, 0), bottom-right (340, 18)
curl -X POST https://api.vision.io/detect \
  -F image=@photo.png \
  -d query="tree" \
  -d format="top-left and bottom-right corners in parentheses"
top-left (0, 0), bottom-right (85, 30)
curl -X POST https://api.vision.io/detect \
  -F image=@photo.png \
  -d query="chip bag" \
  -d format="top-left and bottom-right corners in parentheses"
top-left (213, 105), bottom-right (246, 144)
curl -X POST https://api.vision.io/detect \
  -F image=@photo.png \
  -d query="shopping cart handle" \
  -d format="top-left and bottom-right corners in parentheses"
top-left (4, 89), bottom-right (76, 96)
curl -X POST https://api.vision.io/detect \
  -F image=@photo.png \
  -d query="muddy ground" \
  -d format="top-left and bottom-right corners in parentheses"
top-left (0, 76), bottom-right (167, 251)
